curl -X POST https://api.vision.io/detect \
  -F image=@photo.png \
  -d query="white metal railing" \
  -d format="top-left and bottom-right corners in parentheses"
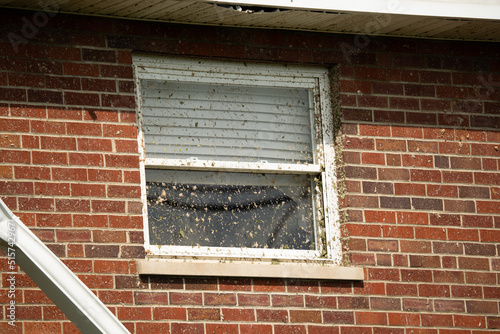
top-left (0, 199), bottom-right (130, 334)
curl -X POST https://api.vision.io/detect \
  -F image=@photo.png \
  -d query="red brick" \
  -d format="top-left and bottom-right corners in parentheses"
top-left (361, 152), bottom-right (385, 165)
top-left (367, 268), bottom-right (400, 281)
top-left (88, 169), bottom-right (122, 182)
top-left (466, 300), bottom-right (499, 314)
top-left (459, 257), bottom-right (490, 270)
top-left (465, 272), bottom-right (497, 285)
top-left (77, 138), bottom-right (113, 152)
top-left (0, 87), bottom-right (27, 102)
top-left (426, 184), bottom-right (458, 197)
top-left (388, 312), bottom-right (420, 326)
top-left (64, 92), bottom-right (100, 106)
top-left (170, 323), bottom-right (203, 334)
top-left (382, 225), bottom-right (414, 239)
top-left (396, 211), bottom-right (429, 225)
top-left (32, 151), bottom-right (67, 165)
top-left (8, 73), bottom-right (44, 88)
top-left (70, 183), bottom-right (105, 197)
top-left (386, 283), bottom-right (418, 297)
top-left (204, 293), bottom-right (236, 305)
top-left (411, 169), bottom-right (441, 182)
top-left (340, 80), bottom-right (372, 94)
top-left (370, 297), bottom-right (402, 311)
top-left (21, 135), bottom-right (39, 149)
top-left (52, 168), bottom-right (87, 181)
top-left (93, 230), bottom-right (127, 243)
top-left (0, 181), bottom-right (33, 195)
top-left (187, 308), bottom-right (220, 321)
top-left (488, 317), bottom-right (500, 329)
top-left (63, 63), bottom-right (99, 77)
top-left (24, 322), bottom-right (61, 333)
top-left (102, 94), bottom-right (135, 108)
top-left (117, 307), bottom-right (151, 320)
top-left (480, 229), bottom-right (500, 242)
top-left (46, 46), bottom-right (81, 61)
top-left (365, 210), bottom-right (396, 223)
top-left (308, 325), bottom-right (339, 334)
top-left (0, 149), bottom-right (30, 163)
top-left (272, 295), bottom-right (304, 307)
top-left (100, 64), bottom-right (134, 78)
top-left (67, 122), bottom-right (103, 136)
top-left (238, 294), bottom-right (270, 306)
top-left (356, 311), bottom-right (387, 325)
top-left (444, 199), bottom-right (475, 213)
top-left (91, 200), bottom-right (126, 213)
top-left (421, 313), bottom-right (453, 327)
top-left (47, 107), bottom-right (83, 120)
top-left (56, 229), bottom-right (91, 242)
top-left (46, 76), bottom-right (81, 90)
top-left (103, 123), bottom-right (138, 139)
top-left (18, 197), bottom-right (54, 211)
top-left (40, 136), bottom-right (76, 151)
top-left (94, 260), bottom-right (129, 273)
top-left (289, 310), bottom-right (322, 323)
top-left (152, 307), bottom-right (186, 320)
top-left (305, 295), bottom-right (337, 308)
top-left (107, 185), bottom-right (141, 198)
top-left (403, 299), bottom-right (433, 312)
top-left (321, 281), bottom-right (353, 294)
top-left (429, 214), bottom-right (460, 227)
top-left (62, 259), bottom-right (93, 273)
top-left (0, 165), bottom-right (13, 179)
top-left (448, 228), bottom-right (479, 241)
top-left (443, 171), bottom-right (474, 184)
top-left (0, 135), bottom-right (20, 149)
top-left (135, 323), bottom-right (170, 334)
top-left (454, 315), bottom-right (487, 328)
top-left (414, 226), bottom-right (446, 240)
top-left (400, 240), bottom-right (432, 253)
top-left (222, 308), bottom-right (255, 321)
top-left (67, 243), bottom-right (84, 257)
top-left (170, 292), bottom-right (203, 305)
top-left (36, 213), bottom-right (72, 227)
top-left (477, 201), bottom-right (500, 214)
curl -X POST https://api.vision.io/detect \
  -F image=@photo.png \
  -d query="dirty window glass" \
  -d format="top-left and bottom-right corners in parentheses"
top-left (147, 170), bottom-right (316, 250)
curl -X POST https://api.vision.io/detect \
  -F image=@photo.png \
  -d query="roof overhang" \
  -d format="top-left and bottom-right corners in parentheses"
top-left (0, 1), bottom-right (499, 40)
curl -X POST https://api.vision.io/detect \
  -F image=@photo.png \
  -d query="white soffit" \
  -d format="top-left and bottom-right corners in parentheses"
top-left (0, 1), bottom-right (499, 41)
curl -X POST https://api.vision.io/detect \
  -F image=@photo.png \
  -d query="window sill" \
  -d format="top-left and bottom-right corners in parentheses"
top-left (136, 259), bottom-right (364, 280)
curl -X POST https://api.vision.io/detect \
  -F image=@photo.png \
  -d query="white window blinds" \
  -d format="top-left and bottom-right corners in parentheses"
top-left (140, 80), bottom-right (314, 164)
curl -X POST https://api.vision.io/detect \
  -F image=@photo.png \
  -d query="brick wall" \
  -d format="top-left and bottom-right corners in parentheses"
top-left (0, 8), bottom-right (499, 334)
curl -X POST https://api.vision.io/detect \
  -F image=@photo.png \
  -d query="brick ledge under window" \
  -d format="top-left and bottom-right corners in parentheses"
top-left (136, 259), bottom-right (364, 280)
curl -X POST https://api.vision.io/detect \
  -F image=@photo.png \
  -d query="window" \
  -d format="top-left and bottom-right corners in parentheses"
top-left (134, 56), bottom-right (340, 264)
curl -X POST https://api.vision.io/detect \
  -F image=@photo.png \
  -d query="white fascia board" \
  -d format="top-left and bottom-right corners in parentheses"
top-left (209, 0), bottom-right (500, 20)
top-left (0, 199), bottom-right (130, 334)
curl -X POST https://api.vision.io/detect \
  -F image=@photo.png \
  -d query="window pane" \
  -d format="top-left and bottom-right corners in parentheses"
top-left (141, 80), bottom-right (314, 164)
top-left (146, 170), bottom-right (316, 250)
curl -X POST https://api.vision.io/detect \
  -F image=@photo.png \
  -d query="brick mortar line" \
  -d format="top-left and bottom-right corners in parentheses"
top-left (343, 179), bottom-right (500, 188)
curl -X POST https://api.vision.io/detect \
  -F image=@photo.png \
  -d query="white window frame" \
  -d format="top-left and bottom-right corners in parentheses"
top-left (134, 55), bottom-right (341, 265)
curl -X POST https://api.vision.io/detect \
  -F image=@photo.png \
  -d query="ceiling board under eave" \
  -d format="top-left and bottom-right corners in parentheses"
top-left (0, 0), bottom-right (499, 41)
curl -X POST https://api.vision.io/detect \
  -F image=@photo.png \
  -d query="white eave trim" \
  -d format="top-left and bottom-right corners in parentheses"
top-left (209, 0), bottom-right (500, 20)
top-left (137, 258), bottom-right (365, 280)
